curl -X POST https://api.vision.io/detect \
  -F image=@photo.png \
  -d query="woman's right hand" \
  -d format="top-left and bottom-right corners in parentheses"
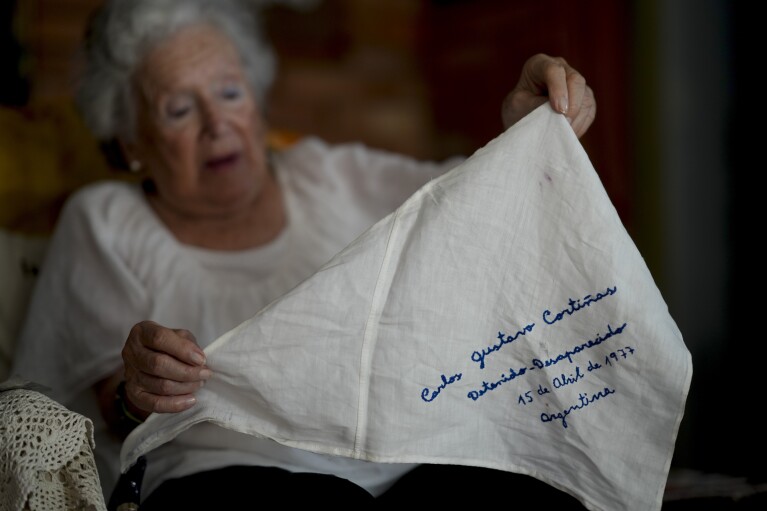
top-left (122, 320), bottom-right (212, 415)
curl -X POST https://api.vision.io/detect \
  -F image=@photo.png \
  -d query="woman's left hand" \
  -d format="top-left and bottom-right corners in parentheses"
top-left (501, 53), bottom-right (596, 138)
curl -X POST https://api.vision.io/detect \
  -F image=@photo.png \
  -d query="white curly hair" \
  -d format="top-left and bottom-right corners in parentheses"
top-left (76, 0), bottom-right (276, 143)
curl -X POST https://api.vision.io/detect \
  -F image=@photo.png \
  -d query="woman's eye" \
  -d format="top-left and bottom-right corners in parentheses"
top-left (164, 99), bottom-right (192, 119)
top-left (167, 106), bottom-right (190, 119)
top-left (221, 84), bottom-right (243, 100)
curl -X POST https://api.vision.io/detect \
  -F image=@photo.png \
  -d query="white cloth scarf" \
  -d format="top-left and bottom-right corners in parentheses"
top-left (122, 105), bottom-right (692, 511)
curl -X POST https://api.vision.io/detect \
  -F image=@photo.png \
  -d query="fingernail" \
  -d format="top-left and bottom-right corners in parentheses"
top-left (200, 369), bottom-right (212, 380)
top-left (556, 97), bottom-right (568, 115)
top-left (191, 352), bottom-right (206, 365)
top-left (182, 396), bottom-right (196, 407)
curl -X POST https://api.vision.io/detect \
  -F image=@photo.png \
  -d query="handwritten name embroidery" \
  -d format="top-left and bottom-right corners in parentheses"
top-left (471, 323), bottom-right (536, 369)
top-left (540, 387), bottom-right (617, 428)
top-left (421, 373), bottom-right (463, 402)
top-left (542, 286), bottom-right (618, 326)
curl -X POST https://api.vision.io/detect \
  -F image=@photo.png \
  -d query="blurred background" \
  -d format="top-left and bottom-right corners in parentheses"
top-left (1, 0), bottom-right (761, 492)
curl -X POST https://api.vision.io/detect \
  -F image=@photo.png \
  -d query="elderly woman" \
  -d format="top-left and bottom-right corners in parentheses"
top-left (11, 0), bottom-right (595, 507)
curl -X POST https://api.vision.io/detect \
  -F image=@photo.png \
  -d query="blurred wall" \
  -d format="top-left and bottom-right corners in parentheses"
top-left (633, 0), bottom-right (762, 480)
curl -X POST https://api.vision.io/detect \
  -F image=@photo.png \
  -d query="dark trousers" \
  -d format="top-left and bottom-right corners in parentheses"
top-left (140, 463), bottom-right (586, 509)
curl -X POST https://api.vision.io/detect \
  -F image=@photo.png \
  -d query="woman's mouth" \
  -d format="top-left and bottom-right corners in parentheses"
top-left (205, 153), bottom-right (240, 172)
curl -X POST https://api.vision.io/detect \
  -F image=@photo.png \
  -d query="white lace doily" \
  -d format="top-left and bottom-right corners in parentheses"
top-left (0, 386), bottom-right (107, 511)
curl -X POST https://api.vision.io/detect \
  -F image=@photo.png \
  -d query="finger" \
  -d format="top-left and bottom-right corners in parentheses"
top-left (125, 378), bottom-right (199, 414)
top-left (530, 55), bottom-right (570, 115)
top-left (135, 321), bottom-right (207, 367)
top-left (131, 369), bottom-right (209, 396)
top-left (569, 86), bottom-right (597, 138)
top-left (124, 339), bottom-right (211, 383)
top-left (517, 54), bottom-right (570, 114)
top-left (563, 67), bottom-right (587, 124)
top-left (122, 326), bottom-right (211, 384)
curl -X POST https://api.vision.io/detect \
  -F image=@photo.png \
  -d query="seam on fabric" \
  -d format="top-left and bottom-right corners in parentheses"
top-left (352, 206), bottom-right (405, 454)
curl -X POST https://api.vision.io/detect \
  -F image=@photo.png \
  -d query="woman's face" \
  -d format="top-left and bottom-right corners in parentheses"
top-left (126, 24), bottom-right (270, 220)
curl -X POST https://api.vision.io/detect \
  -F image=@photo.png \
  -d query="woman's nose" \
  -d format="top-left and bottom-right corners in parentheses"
top-left (201, 102), bottom-right (227, 137)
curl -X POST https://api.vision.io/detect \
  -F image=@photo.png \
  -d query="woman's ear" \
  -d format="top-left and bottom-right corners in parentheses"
top-left (118, 139), bottom-right (143, 173)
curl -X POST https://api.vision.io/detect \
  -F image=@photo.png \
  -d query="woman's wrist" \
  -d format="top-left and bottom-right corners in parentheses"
top-left (114, 380), bottom-right (145, 436)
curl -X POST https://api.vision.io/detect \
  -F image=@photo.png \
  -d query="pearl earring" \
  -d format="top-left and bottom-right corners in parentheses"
top-left (129, 160), bottom-right (142, 173)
